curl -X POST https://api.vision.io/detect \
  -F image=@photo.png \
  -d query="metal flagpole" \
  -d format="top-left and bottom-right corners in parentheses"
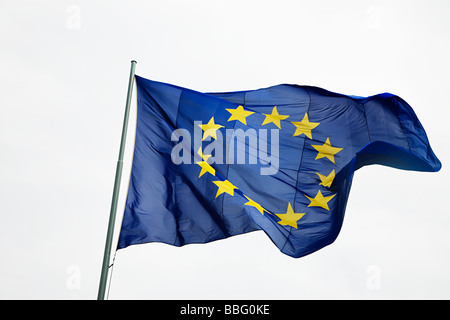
top-left (97, 60), bottom-right (137, 300)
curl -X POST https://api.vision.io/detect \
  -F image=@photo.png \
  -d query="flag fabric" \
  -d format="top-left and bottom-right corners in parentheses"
top-left (117, 75), bottom-right (441, 258)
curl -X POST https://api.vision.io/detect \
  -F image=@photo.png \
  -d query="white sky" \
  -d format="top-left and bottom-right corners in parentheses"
top-left (0, 0), bottom-right (449, 299)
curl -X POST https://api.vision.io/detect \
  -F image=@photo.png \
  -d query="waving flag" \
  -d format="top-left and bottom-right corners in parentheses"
top-left (117, 75), bottom-right (441, 258)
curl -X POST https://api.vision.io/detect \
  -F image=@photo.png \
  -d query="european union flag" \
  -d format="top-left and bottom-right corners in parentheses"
top-left (117, 75), bottom-right (441, 258)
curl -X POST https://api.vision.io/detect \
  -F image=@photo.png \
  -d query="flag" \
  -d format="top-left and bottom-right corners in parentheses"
top-left (117, 75), bottom-right (441, 258)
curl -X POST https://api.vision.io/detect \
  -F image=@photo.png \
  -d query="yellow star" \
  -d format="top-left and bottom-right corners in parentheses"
top-left (311, 137), bottom-right (343, 164)
top-left (213, 180), bottom-right (237, 198)
top-left (226, 105), bottom-right (254, 125)
top-left (316, 169), bottom-right (335, 188)
top-left (197, 147), bottom-right (211, 162)
top-left (196, 161), bottom-right (215, 178)
top-left (262, 106), bottom-right (290, 129)
top-left (244, 195), bottom-right (266, 215)
top-left (291, 113), bottom-right (320, 139)
top-left (305, 190), bottom-right (336, 211)
top-left (275, 202), bottom-right (306, 229)
top-left (198, 117), bottom-right (224, 141)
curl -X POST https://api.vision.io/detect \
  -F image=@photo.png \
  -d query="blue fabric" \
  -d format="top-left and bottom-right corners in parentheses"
top-left (117, 75), bottom-right (441, 258)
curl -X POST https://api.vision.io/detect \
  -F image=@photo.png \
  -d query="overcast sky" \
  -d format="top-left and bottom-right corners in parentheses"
top-left (0, 0), bottom-right (449, 300)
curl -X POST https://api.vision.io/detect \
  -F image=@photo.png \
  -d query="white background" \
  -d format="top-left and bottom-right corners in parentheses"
top-left (0, 0), bottom-right (449, 299)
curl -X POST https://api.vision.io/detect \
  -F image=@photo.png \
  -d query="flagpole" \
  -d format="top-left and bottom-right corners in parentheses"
top-left (97, 60), bottom-right (137, 300)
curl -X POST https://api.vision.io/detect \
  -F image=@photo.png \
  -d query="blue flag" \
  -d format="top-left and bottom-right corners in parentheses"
top-left (117, 75), bottom-right (441, 258)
